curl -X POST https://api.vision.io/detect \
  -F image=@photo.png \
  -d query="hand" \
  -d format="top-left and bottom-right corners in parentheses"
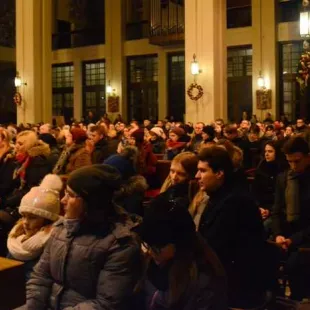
top-left (282, 238), bottom-right (292, 250)
top-left (275, 235), bottom-right (286, 245)
top-left (259, 208), bottom-right (270, 220)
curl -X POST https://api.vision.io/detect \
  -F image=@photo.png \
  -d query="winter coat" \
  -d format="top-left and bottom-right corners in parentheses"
top-left (48, 146), bottom-right (61, 171)
top-left (133, 256), bottom-right (227, 310)
top-left (0, 148), bottom-right (16, 200)
top-left (150, 138), bottom-right (166, 154)
top-left (198, 183), bottom-right (267, 306)
top-left (3, 141), bottom-right (52, 214)
top-left (271, 167), bottom-right (310, 247)
top-left (26, 217), bottom-right (141, 310)
top-left (65, 144), bottom-right (91, 174)
top-left (253, 160), bottom-right (279, 210)
top-left (114, 175), bottom-right (148, 216)
top-left (91, 138), bottom-right (110, 164)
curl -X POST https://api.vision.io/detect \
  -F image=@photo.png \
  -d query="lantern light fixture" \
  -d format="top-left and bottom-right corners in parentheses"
top-left (191, 54), bottom-right (201, 76)
top-left (257, 71), bottom-right (266, 89)
top-left (106, 80), bottom-right (113, 94)
top-left (300, 0), bottom-right (310, 48)
top-left (14, 72), bottom-right (27, 88)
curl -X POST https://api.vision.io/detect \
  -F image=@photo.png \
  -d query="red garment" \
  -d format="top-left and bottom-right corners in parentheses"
top-left (166, 139), bottom-right (186, 150)
top-left (14, 153), bottom-right (31, 188)
top-left (138, 142), bottom-right (157, 176)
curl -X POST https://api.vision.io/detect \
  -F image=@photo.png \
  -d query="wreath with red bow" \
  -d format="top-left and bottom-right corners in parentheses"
top-left (187, 83), bottom-right (204, 101)
top-left (297, 51), bottom-right (310, 91)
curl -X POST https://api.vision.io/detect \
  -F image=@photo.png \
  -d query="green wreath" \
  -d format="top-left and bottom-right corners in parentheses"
top-left (187, 83), bottom-right (204, 101)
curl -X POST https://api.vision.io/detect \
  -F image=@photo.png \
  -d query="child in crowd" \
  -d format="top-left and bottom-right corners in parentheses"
top-left (7, 174), bottom-right (62, 280)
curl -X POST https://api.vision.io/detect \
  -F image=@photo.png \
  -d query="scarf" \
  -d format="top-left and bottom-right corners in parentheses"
top-left (7, 227), bottom-right (52, 261)
top-left (166, 140), bottom-right (186, 151)
top-left (285, 170), bottom-right (300, 222)
top-left (13, 153), bottom-right (31, 189)
top-left (53, 144), bottom-right (80, 175)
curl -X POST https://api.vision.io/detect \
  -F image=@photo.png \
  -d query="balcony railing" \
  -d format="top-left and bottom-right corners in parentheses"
top-left (149, 0), bottom-right (184, 46)
top-left (126, 20), bottom-right (149, 40)
top-left (52, 28), bottom-right (105, 50)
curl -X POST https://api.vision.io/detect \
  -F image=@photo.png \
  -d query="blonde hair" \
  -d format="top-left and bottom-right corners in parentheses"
top-left (160, 152), bottom-right (198, 193)
top-left (16, 130), bottom-right (38, 152)
top-left (0, 128), bottom-right (11, 144)
top-left (9, 219), bottom-right (53, 240)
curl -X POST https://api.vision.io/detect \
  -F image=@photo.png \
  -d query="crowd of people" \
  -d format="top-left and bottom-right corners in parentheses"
top-left (0, 111), bottom-right (310, 309)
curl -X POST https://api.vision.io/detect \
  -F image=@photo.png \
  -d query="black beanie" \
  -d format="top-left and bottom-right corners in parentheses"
top-left (140, 195), bottom-right (196, 247)
top-left (202, 126), bottom-right (215, 140)
top-left (39, 133), bottom-right (57, 147)
top-left (67, 164), bottom-right (121, 206)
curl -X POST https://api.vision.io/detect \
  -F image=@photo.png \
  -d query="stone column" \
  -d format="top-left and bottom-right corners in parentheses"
top-left (252, 0), bottom-right (277, 120)
top-left (184, 0), bottom-right (227, 124)
top-left (105, 0), bottom-right (125, 121)
top-left (16, 0), bottom-right (52, 124)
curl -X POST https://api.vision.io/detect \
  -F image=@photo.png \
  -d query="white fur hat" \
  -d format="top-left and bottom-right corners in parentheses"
top-left (19, 174), bottom-right (63, 221)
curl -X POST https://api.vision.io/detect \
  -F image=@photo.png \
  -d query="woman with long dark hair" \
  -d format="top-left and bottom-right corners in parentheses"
top-left (135, 196), bottom-right (227, 310)
top-left (253, 140), bottom-right (287, 222)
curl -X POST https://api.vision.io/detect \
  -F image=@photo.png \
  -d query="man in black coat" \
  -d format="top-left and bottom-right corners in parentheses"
top-left (196, 146), bottom-right (267, 308)
top-left (89, 125), bottom-right (110, 164)
top-left (271, 136), bottom-right (310, 300)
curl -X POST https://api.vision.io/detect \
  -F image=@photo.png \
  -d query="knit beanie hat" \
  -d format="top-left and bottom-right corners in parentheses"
top-left (39, 133), bottom-right (57, 148)
top-left (170, 127), bottom-right (185, 138)
top-left (71, 128), bottom-right (87, 144)
top-left (150, 127), bottom-right (164, 138)
top-left (202, 125), bottom-right (215, 140)
top-left (19, 174), bottom-right (63, 221)
top-left (140, 195), bottom-right (196, 247)
top-left (104, 154), bottom-right (136, 180)
top-left (130, 129), bottom-right (145, 144)
top-left (67, 164), bottom-right (121, 208)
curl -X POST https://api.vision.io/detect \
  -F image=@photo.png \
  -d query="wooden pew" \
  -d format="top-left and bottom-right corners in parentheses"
top-left (0, 257), bottom-right (25, 310)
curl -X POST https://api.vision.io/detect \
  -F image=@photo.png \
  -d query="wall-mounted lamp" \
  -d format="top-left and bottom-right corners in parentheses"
top-left (191, 54), bottom-right (201, 75)
top-left (106, 80), bottom-right (116, 95)
top-left (300, 0), bottom-right (310, 49)
top-left (257, 71), bottom-right (266, 89)
top-left (14, 72), bottom-right (27, 88)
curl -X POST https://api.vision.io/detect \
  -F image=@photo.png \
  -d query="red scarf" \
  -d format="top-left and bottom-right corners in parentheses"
top-left (166, 139), bottom-right (186, 150)
top-left (14, 153), bottom-right (31, 188)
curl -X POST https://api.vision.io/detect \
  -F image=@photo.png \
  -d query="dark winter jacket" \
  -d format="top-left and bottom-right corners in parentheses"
top-left (0, 148), bottom-right (16, 200)
top-left (91, 138), bottom-right (110, 164)
top-left (150, 138), bottom-right (166, 154)
top-left (271, 167), bottom-right (310, 247)
top-left (134, 256), bottom-right (227, 310)
top-left (114, 175), bottom-right (148, 216)
top-left (26, 217), bottom-right (141, 310)
top-left (253, 160), bottom-right (279, 210)
top-left (198, 183), bottom-right (266, 306)
top-left (3, 141), bottom-right (52, 214)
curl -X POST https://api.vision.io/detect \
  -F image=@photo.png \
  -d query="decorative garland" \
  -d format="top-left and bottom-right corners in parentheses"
top-left (296, 51), bottom-right (310, 90)
top-left (187, 83), bottom-right (204, 101)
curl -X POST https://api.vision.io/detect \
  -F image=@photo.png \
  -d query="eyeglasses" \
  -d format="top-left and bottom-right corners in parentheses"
top-left (64, 189), bottom-right (80, 199)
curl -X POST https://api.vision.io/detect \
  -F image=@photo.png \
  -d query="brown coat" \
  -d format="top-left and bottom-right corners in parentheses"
top-left (65, 146), bottom-right (91, 174)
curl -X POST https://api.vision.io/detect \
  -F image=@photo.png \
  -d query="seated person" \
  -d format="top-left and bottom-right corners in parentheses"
top-left (134, 196), bottom-right (227, 310)
top-left (7, 174), bottom-right (62, 280)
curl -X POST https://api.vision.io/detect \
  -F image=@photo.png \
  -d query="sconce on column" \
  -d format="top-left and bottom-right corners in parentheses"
top-left (14, 72), bottom-right (27, 88)
top-left (190, 54), bottom-right (202, 76)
